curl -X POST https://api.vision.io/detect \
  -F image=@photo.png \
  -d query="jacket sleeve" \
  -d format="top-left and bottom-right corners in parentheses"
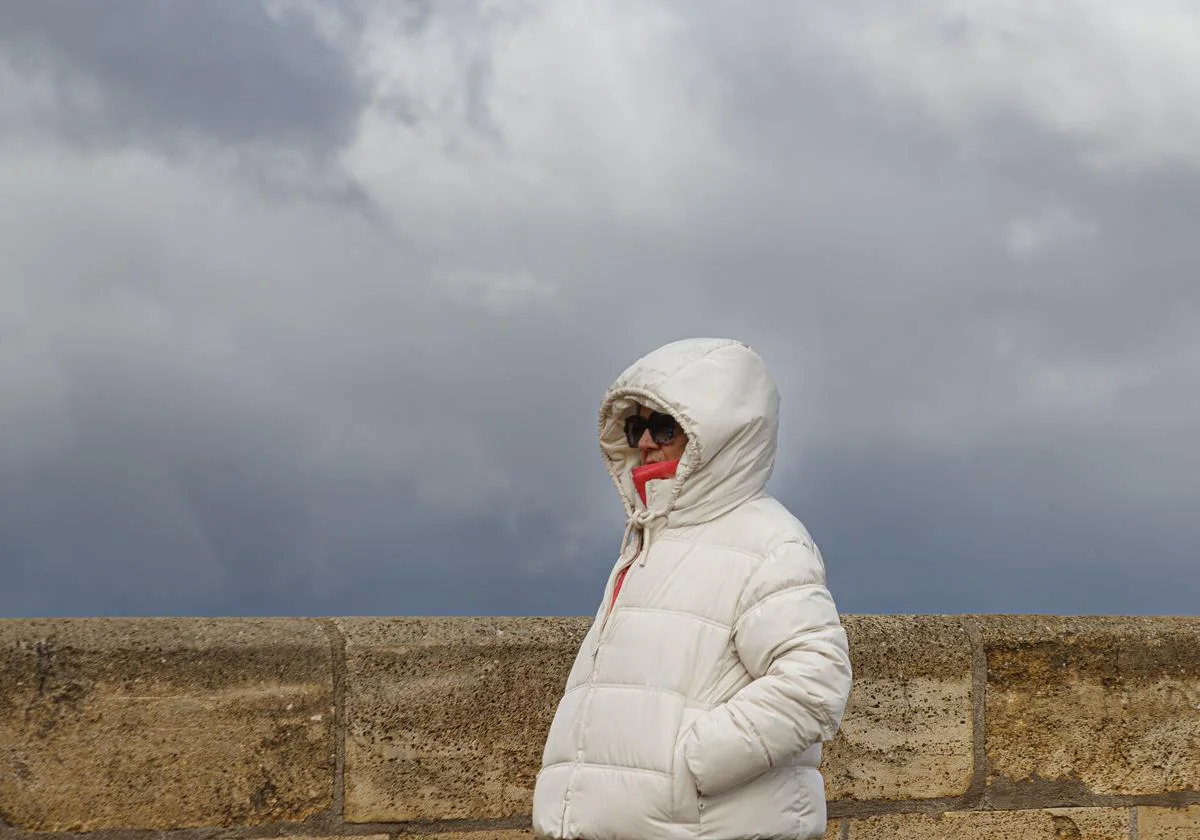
top-left (683, 539), bottom-right (852, 796)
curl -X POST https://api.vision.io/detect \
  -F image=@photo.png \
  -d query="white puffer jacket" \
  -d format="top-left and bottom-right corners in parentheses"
top-left (533, 338), bottom-right (853, 840)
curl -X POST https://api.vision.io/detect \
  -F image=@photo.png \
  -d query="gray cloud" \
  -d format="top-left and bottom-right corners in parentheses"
top-left (1, 0), bottom-right (1198, 618)
top-left (0, 0), bottom-right (365, 159)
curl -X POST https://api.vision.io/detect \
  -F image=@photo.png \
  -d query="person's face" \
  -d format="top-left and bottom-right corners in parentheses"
top-left (633, 404), bottom-right (688, 465)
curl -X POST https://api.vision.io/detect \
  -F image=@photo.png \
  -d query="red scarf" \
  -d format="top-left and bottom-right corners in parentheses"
top-left (612, 459), bottom-right (680, 612)
top-left (632, 458), bottom-right (679, 505)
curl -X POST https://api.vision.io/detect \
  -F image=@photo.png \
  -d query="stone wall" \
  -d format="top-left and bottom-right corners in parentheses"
top-left (1, 616), bottom-right (1198, 840)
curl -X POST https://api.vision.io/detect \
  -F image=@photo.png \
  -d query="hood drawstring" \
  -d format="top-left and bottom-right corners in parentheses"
top-left (623, 458), bottom-right (678, 565)
top-left (619, 508), bottom-right (664, 568)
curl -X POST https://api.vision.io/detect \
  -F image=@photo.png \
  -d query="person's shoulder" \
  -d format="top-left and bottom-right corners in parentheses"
top-left (734, 498), bottom-right (830, 607)
top-left (698, 494), bottom-right (815, 558)
top-left (737, 494), bottom-right (813, 543)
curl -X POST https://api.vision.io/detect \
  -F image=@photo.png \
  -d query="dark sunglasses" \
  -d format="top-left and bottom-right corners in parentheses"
top-left (623, 411), bottom-right (679, 448)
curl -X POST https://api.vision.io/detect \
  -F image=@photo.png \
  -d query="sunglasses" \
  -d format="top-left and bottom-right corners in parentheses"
top-left (623, 411), bottom-right (679, 448)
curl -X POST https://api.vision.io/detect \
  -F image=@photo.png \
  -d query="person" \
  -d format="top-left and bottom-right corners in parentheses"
top-left (532, 337), bottom-right (853, 840)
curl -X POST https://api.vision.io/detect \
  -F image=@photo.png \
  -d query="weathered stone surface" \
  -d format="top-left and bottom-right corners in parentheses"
top-left (845, 808), bottom-right (1129, 839)
top-left (823, 818), bottom-right (840, 840)
top-left (413, 833), bottom-right (533, 840)
top-left (278, 836), bottom-right (388, 840)
top-left (0, 618), bottom-right (333, 831)
top-left (342, 617), bottom-right (587, 822)
top-left (984, 616), bottom-right (1200, 797)
top-left (822, 615), bottom-right (975, 800)
top-left (1138, 806), bottom-right (1200, 839)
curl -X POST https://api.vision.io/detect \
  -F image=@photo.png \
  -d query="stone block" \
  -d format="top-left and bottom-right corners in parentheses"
top-left (983, 616), bottom-right (1200, 797)
top-left (0, 618), bottom-right (333, 831)
top-left (411, 833), bottom-right (533, 840)
top-left (278, 836), bottom-right (388, 840)
top-left (1138, 806), bottom-right (1200, 839)
top-left (822, 615), bottom-right (975, 800)
top-left (845, 808), bottom-right (1130, 839)
top-left (341, 617), bottom-right (587, 822)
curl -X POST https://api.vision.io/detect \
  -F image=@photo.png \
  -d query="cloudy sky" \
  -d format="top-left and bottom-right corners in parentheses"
top-left (1, 0), bottom-right (1198, 618)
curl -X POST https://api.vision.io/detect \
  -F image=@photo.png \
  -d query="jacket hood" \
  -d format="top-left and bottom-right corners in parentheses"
top-left (599, 338), bottom-right (780, 528)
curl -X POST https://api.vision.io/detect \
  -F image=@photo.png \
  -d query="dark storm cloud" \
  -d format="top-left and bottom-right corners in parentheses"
top-left (787, 438), bottom-right (1200, 617)
top-left (1, 0), bottom-right (1198, 619)
top-left (0, 0), bottom-right (365, 156)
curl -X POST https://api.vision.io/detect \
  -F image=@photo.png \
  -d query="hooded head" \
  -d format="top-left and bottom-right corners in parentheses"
top-left (598, 338), bottom-right (781, 527)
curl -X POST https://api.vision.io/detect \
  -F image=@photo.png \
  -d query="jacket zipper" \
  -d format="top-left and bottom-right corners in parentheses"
top-left (593, 526), bottom-right (650, 659)
top-left (572, 519), bottom-right (652, 833)
top-left (593, 563), bottom-right (629, 656)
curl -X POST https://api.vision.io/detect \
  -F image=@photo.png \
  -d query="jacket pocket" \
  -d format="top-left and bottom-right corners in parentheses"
top-left (694, 766), bottom-right (817, 839)
top-left (671, 710), bottom-right (703, 825)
